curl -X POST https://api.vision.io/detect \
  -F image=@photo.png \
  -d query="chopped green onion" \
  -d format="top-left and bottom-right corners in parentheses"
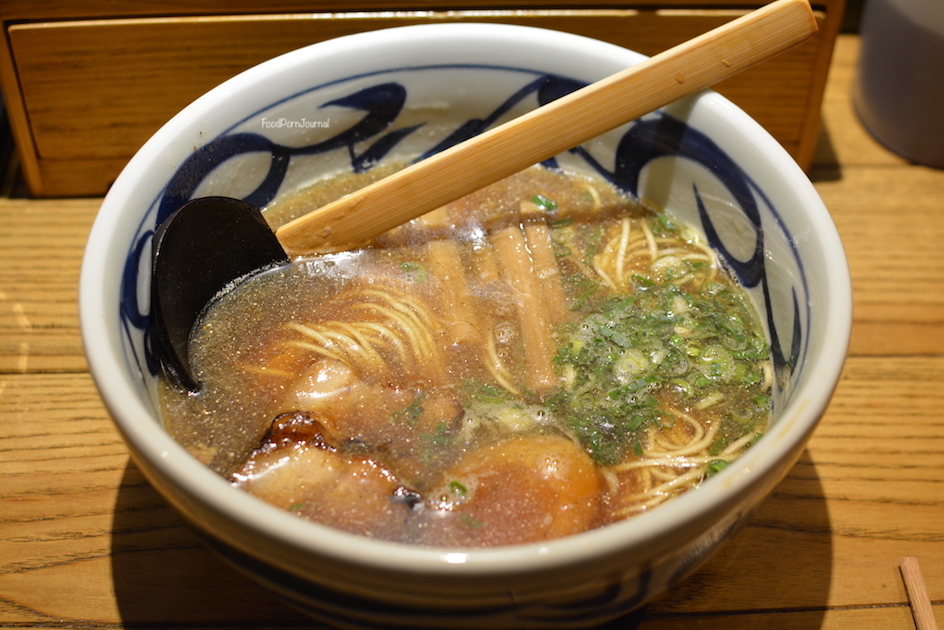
top-left (400, 261), bottom-right (428, 282)
top-left (706, 459), bottom-right (729, 477)
top-left (551, 217), bottom-right (573, 228)
top-left (531, 194), bottom-right (558, 211)
top-left (393, 391), bottom-right (425, 425)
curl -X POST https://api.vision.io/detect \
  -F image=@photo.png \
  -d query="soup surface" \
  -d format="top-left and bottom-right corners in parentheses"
top-left (161, 166), bottom-right (771, 547)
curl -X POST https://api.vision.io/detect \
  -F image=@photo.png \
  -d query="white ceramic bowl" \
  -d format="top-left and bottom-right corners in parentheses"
top-left (80, 23), bottom-right (851, 629)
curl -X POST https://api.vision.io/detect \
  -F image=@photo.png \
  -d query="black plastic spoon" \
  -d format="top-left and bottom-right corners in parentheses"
top-left (149, 0), bottom-right (816, 392)
top-left (150, 197), bottom-right (288, 391)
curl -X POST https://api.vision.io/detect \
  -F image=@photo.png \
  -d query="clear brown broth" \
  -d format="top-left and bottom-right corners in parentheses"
top-left (160, 165), bottom-right (771, 547)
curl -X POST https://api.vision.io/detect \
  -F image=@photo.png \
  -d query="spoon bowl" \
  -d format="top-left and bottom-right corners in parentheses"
top-left (150, 196), bottom-right (287, 390)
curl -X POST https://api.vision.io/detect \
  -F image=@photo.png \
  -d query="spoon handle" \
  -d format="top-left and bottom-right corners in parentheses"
top-left (276, 0), bottom-right (818, 254)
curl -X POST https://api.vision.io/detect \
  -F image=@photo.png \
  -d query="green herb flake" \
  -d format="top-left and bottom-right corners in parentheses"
top-left (656, 213), bottom-right (678, 232)
top-left (550, 273), bottom-right (770, 465)
top-left (531, 194), bottom-right (558, 211)
top-left (459, 513), bottom-right (483, 529)
top-left (551, 217), bottom-right (573, 228)
top-left (400, 261), bottom-right (428, 282)
top-left (705, 459), bottom-right (729, 477)
top-left (462, 379), bottom-right (511, 405)
top-left (393, 391), bottom-right (426, 426)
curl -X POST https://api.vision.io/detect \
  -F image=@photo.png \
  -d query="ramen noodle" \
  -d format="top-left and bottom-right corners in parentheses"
top-left (160, 166), bottom-right (772, 547)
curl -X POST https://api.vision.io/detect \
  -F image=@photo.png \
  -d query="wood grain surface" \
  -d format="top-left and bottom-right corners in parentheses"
top-left (1, 34), bottom-right (942, 629)
top-left (3, 4), bottom-right (835, 196)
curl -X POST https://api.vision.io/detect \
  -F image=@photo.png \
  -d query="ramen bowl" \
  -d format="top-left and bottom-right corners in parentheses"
top-left (80, 23), bottom-right (851, 629)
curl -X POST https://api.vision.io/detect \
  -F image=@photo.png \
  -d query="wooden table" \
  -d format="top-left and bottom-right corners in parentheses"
top-left (1, 34), bottom-right (942, 629)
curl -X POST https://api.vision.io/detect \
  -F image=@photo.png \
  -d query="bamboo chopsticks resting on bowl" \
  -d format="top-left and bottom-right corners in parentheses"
top-left (274, 0), bottom-right (818, 255)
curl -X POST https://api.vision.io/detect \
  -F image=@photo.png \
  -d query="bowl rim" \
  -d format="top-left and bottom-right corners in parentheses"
top-left (80, 21), bottom-right (852, 577)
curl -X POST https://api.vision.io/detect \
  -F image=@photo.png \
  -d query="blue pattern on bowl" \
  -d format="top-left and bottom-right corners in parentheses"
top-left (119, 63), bottom-right (807, 412)
top-left (196, 499), bottom-right (750, 629)
top-left (114, 60), bottom-right (810, 627)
